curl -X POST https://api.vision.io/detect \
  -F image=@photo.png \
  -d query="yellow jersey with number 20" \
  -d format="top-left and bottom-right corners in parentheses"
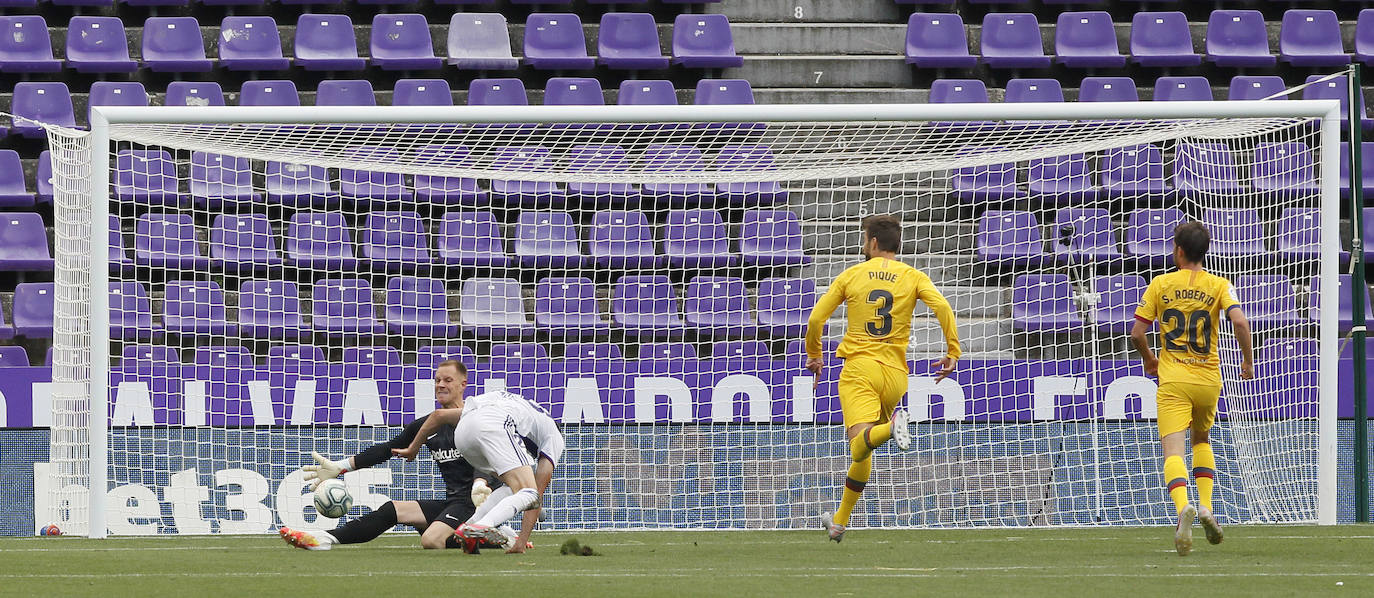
top-left (1133, 269), bottom-right (1240, 387)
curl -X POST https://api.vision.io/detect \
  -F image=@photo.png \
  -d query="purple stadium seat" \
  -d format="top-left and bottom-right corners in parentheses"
top-left (89, 82), bottom-right (148, 123)
top-left (1252, 142), bottom-right (1319, 196)
top-left (613, 275), bottom-right (684, 338)
top-left (640, 145), bottom-right (714, 205)
top-left (535, 277), bottom-right (609, 338)
top-left (13, 283), bottom-right (53, 337)
top-left (0, 346), bottom-right (27, 366)
top-left (951, 151), bottom-right (1024, 202)
top-left (929, 79), bottom-right (990, 129)
top-left (1357, 10), bottom-right (1374, 67)
top-left (566, 145), bottom-right (638, 206)
top-left (1366, 208), bottom-right (1374, 262)
top-left (1341, 143), bottom-right (1374, 200)
top-left (1303, 75), bottom-right (1373, 131)
top-left (416, 346), bottom-right (476, 372)
top-left (437, 211), bottom-right (509, 268)
top-left (1280, 10), bottom-right (1350, 67)
top-left (360, 211), bottom-right (432, 271)
top-left (0, 212), bottom-right (52, 270)
top-left (757, 278), bottom-right (816, 337)
top-left (599, 13), bottom-right (669, 70)
top-left (210, 213), bottom-right (280, 270)
top-left (1004, 79), bottom-right (1065, 103)
top-left (525, 13), bottom-right (595, 70)
top-left (695, 79), bottom-right (754, 105)
top-left (1258, 338), bottom-right (1319, 363)
top-left (514, 211), bottom-right (587, 269)
top-left (163, 281), bottom-right (236, 336)
top-left (1052, 208), bottom-right (1120, 262)
top-left (311, 279), bottom-right (384, 336)
top-left (977, 210), bottom-right (1047, 266)
top-left (109, 282), bottom-right (158, 339)
top-left (109, 214), bottom-right (132, 272)
top-left (115, 150), bottom-right (184, 206)
top-left (1055, 12), bottom-right (1125, 68)
top-left (490, 343), bottom-right (546, 360)
top-left (469, 78), bottom-right (529, 106)
top-left (1101, 144), bottom-right (1168, 198)
top-left (447, 13), bottom-right (519, 70)
top-left (1206, 10), bottom-right (1275, 68)
top-left (286, 212), bottom-right (356, 270)
top-left (1235, 275), bottom-right (1304, 332)
top-left (672, 14), bottom-right (744, 68)
top-left (36, 151), bottom-right (52, 203)
top-left (295, 14), bottom-right (366, 72)
top-left (191, 347), bottom-right (253, 369)
top-left (342, 348), bottom-right (400, 380)
top-left (240, 80), bottom-right (299, 106)
top-left (545, 77), bottom-right (605, 105)
top-left (1174, 143), bottom-right (1243, 195)
top-left (1203, 208), bottom-right (1266, 257)
top-left (981, 13), bottom-right (1050, 69)
top-left (1309, 275), bottom-right (1374, 330)
top-left (711, 341), bottom-right (772, 360)
top-left (12, 82), bottom-right (75, 137)
top-left (143, 17), bottom-right (212, 72)
top-left (134, 213), bottom-right (209, 270)
top-left (190, 152), bottom-right (256, 208)
top-left (266, 162), bottom-right (335, 207)
top-left (588, 210), bottom-right (663, 269)
top-left (371, 14), bottom-right (442, 70)
top-left (619, 80), bottom-right (677, 105)
top-left (394, 80), bottom-right (454, 106)
top-left (342, 148), bottom-right (411, 202)
top-left (685, 276), bottom-right (757, 338)
top-left (0, 16), bottom-right (60, 73)
top-left (1125, 207), bottom-right (1186, 266)
top-left (315, 80), bottom-right (376, 106)
top-left (1153, 76), bottom-right (1213, 101)
top-left (1028, 154), bottom-right (1100, 202)
top-left (715, 145), bottom-right (786, 206)
top-left (1011, 275), bottom-right (1083, 332)
top-left (1092, 275), bottom-right (1147, 335)
top-left (490, 146), bottom-right (564, 207)
top-left (386, 277), bottom-right (459, 337)
top-left (563, 343), bottom-right (621, 361)
top-left (1275, 207), bottom-right (1345, 263)
top-left (665, 209), bottom-right (736, 268)
top-left (119, 346), bottom-right (180, 370)
top-left (461, 278), bottom-right (535, 338)
top-left (414, 145), bottom-right (483, 204)
top-left (166, 82), bottom-right (225, 107)
top-left (1078, 77), bottom-right (1138, 102)
top-left (0, 151), bottom-right (32, 207)
top-left (1131, 12), bottom-right (1198, 67)
top-left (67, 17), bottom-right (135, 73)
top-left (238, 281), bottom-right (304, 339)
top-left (639, 343), bottom-right (695, 360)
top-left (741, 210), bottom-right (810, 266)
top-left (219, 16), bottom-right (289, 71)
top-left (905, 13), bottom-right (977, 68)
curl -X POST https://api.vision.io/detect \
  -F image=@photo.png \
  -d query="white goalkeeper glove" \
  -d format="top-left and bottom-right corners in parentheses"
top-left (471, 478), bottom-right (493, 507)
top-left (302, 451), bottom-right (350, 491)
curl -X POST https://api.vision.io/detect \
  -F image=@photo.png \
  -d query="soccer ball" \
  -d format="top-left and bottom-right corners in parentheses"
top-left (313, 479), bottom-right (353, 519)
top-left (40, 524), bottom-right (61, 536)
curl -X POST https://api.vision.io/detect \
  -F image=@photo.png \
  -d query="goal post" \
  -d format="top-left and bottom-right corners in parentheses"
top-left (46, 100), bottom-right (1342, 537)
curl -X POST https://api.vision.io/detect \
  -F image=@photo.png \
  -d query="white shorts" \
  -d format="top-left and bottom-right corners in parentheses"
top-left (454, 409), bottom-right (535, 477)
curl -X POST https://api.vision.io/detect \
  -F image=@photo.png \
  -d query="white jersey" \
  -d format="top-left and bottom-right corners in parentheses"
top-left (461, 390), bottom-right (565, 466)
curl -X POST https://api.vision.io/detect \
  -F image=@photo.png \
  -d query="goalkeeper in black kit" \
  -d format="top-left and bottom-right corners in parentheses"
top-left (278, 360), bottom-right (510, 551)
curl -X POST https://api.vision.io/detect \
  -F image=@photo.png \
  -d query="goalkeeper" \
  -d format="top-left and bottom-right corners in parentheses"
top-left (279, 360), bottom-right (506, 551)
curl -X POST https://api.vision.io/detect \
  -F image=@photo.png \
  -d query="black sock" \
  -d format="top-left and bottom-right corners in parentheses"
top-left (328, 501), bottom-right (397, 544)
top-left (444, 535), bottom-right (463, 549)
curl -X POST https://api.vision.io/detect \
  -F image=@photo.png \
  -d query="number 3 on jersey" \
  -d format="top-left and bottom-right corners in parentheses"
top-left (866, 289), bottom-right (894, 337)
top-left (1161, 308), bottom-right (1212, 354)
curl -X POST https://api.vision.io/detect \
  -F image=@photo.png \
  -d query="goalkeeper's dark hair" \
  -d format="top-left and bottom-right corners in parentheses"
top-left (436, 359), bottom-right (468, 379)
top-left (862, 214), bottom-right (903, 253)
top-left (1173, 221), bottom-right (1210, 265)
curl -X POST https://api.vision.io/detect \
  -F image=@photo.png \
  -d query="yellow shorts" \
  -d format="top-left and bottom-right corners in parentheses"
top-left (1155, 381), bottom-right (1221, 439)
top-left (837, 358), bottom-right (908, 428)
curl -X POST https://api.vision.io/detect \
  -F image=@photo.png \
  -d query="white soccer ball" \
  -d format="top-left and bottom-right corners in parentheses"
top-left (313, 479), bottom-right (353, 519)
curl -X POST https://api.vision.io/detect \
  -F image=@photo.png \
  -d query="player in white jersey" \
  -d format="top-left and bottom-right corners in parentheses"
top-left (393, 389), bottom-right (563, 553)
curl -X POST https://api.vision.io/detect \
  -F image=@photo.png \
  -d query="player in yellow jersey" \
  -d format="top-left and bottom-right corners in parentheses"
top-left (1130, 221), bottom-right (1254, 556)
top-left (805, 215), bottom-right (961, 542)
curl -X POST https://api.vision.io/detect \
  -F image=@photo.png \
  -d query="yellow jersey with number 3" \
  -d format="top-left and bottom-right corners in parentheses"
top-left (1134, 269), bottom-right (1240, 387)
top-left (805, 257), bottom-right (961, 372)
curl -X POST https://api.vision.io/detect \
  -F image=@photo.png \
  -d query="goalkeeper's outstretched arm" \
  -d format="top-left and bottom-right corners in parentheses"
top-left (304, 415), bottom-right (428, 489)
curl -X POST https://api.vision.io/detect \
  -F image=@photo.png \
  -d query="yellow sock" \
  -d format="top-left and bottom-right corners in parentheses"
top-left (1164, 455), bottom-right (1190, 514)
top-left (849, 423), bottom-right (893, 463)
top-left (1192, 443), bottom-right (1216, 513)
top-left (834, 456), bottom-right (872, 527)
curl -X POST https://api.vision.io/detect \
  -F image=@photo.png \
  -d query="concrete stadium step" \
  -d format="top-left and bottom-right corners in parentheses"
top-left (721, 0), bottom-right (903, 24)
top-left (731, 24), bottom-right (906, 55)
top-left (727, 56), bottom-right (912, 89)
top-left (784, 188), bottom-right (961, 222)
top-left (802, 221), bottom-right (975, 254)
top-left (753, 88), bottom-right (926, 104)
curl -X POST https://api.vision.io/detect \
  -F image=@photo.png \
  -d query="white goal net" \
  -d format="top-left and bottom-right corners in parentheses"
top-left (44, 102), bottom-right (1339, 535)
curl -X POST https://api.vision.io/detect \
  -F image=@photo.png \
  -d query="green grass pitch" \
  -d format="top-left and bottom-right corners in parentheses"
top-left (2, 526), bottom-right (1371, 597)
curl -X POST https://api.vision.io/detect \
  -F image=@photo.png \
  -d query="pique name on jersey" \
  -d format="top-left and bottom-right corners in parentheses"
top-left (1163, 289), bottom-right (1217, 306)
top-left (868, 271), bottom-right (899, 283)
top-left (431, 448), bottom-right (464, 463)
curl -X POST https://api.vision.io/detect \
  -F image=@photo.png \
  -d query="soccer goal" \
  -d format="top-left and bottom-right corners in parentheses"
top-left (43, 100), bottom-right (1342, 537)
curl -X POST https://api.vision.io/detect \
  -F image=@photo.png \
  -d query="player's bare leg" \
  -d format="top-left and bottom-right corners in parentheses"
top-left (819, 512), bottom-right (845, 543)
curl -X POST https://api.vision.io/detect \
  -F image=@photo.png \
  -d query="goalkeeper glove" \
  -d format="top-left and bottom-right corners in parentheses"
top-left (302, 451), bottom-right (350, 491)
top-left (471, 478), bottom-right (493, 507)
